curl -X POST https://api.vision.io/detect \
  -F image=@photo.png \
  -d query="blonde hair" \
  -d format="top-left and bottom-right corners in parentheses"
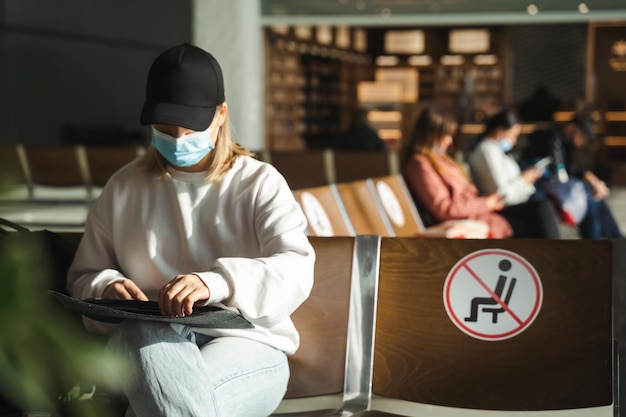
top-left (404, 107), bottom-right (464, 178)
top-left (140, 104), bottom-right (252, 182)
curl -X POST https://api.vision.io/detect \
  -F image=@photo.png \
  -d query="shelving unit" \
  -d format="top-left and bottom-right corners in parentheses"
top-left (264, 36), bottom-right (307, 150)
top-left (369, 26), bottom-right (506, 120)
top-left (301, 55), bottom-right (342, 146)
top-left (429, 63), bottom-right (504, 119)
top-left (264, 26), bottom-right (507, 150)
top-left (264, 27), bottom-right (373, 150)
top-left (588, 23), bottom-right (626, 178)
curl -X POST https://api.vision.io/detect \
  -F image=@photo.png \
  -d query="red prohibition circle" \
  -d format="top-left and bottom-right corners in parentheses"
top-left (443, 249), bottom-right (543, 341)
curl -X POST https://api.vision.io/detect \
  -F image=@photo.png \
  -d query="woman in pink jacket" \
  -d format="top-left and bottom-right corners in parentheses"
top-left (402, 107), bottom-right (513, 238)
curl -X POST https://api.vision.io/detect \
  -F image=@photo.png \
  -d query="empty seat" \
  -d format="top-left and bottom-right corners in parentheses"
top-left (293, 184), bottom-right (355, 236)
top-left (356, 237), bottom-right (614, 416)
top-left (0, 144), bottom-right (29, 200)
top-left (22, 145), bottom-right (91, 202)
top-left (268, 150), bottom-right (333, 189)
top-left (335, 180), bottom-right (394, 236)
top-left (333, 151), bottom-right (399, 184)
top-left (366, 175), bottom-right (424, 236)
top-left (84, 146), bottom-right (143, 188)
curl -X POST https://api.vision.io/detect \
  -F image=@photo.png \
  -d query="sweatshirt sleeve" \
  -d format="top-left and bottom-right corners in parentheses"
top-left (470, 142), bottom-right (535, 206)
top-left (195, 168), bottom-right (315, 329)
top-left (67, 161), bottom-right (315, 334)
top-left (67, 188), bottom-right (126, 300)
top-left (66, 187), bottom-right (129, 334)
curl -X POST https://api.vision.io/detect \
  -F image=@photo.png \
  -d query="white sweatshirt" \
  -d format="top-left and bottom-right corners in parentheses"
top-left (468, 139), bottom-right (535, 206)
top-left (67, 155), bottom-right (315, 354)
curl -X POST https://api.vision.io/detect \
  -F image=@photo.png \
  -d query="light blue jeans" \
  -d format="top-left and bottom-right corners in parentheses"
top-left (108, 320), bottom-right (289, 417)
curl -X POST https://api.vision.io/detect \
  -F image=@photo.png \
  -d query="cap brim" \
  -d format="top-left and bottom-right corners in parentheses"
top-left (140, 102), bottom-right (216, 131)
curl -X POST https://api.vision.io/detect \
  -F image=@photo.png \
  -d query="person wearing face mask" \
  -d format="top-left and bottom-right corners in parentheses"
top-left (402, 107), bottom-right (513, 238)
top-left (468, 109), bottom-right (562, 238)
top-left (67, 43), bottom-right (315, 417)
top-left (520, 112), bottom-right (623, 239)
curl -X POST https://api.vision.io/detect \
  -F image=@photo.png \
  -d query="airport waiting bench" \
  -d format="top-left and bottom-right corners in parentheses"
top-left (292, 174), bottom-right (491, 240)
top-left (275, 235), bottom-right (623, 417)
top-left (1, 230), bottom-right (624, 416)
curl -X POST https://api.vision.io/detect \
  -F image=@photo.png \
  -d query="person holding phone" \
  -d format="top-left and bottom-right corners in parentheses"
top-left (521, 112), bottom-right (623, 239)
top-left (468, 109), bottom-right (562, 238)
top-left (533, 156), bottom-right (553, 171)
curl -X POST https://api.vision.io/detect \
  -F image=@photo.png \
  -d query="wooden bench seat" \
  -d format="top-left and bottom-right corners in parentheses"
top-left (21, 231), bottom-right (626, 416)
top-left (356, 237), bottom-right (618, 416)
top-left (273, 235), bottom-right (379, 416)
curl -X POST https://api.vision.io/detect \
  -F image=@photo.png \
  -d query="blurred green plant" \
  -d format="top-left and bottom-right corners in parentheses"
top-left (0, 168), bottom-right (129, 417)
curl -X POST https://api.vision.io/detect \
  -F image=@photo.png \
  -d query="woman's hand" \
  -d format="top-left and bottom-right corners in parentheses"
top-left (103, 279), bottom-right (149, 301)
top-left (486, 193), bottom-right (504, 212)
top-left (584, 171), bottom-right (610, 201)
top-left (591, 180), bottom-right (610, 201)
top-left (521, 166), bottom-right (543, 184)
top-left (159, 274), bottom-right (211, 317)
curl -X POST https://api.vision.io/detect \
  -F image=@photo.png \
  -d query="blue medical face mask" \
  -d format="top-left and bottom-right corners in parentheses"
top-left (151, 126), bottom-right (214, 167)
top-left (498, 138), bottom-right (513, 153)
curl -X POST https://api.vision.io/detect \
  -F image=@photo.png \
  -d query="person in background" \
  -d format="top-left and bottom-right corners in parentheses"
top-left (67, 43), bottom-right (315, 417)
top-left (333, 107), bottom-right (387, 151)
top-left (522, 113), bottom-right (623, 239)
top-left (468, 109), bottom-right (562, 238)
top-left (402, 107), bottom-right (513, 239)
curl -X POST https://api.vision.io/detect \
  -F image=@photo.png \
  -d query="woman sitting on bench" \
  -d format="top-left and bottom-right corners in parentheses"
top-left (402, 107), bottom-right (513, 239)
top-left (67, 43), bottom-right (315, 417)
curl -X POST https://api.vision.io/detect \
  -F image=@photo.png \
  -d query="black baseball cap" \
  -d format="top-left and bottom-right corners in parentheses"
top-left (140, 43), bottom-right (225, 131)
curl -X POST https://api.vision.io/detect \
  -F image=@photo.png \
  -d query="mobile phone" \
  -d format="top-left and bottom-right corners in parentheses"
top-left (534, 156), bottom-right (553, 170)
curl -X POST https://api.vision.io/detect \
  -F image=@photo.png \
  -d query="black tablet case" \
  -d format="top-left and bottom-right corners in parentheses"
top-left (49, 290), bottom-right (253, 329)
